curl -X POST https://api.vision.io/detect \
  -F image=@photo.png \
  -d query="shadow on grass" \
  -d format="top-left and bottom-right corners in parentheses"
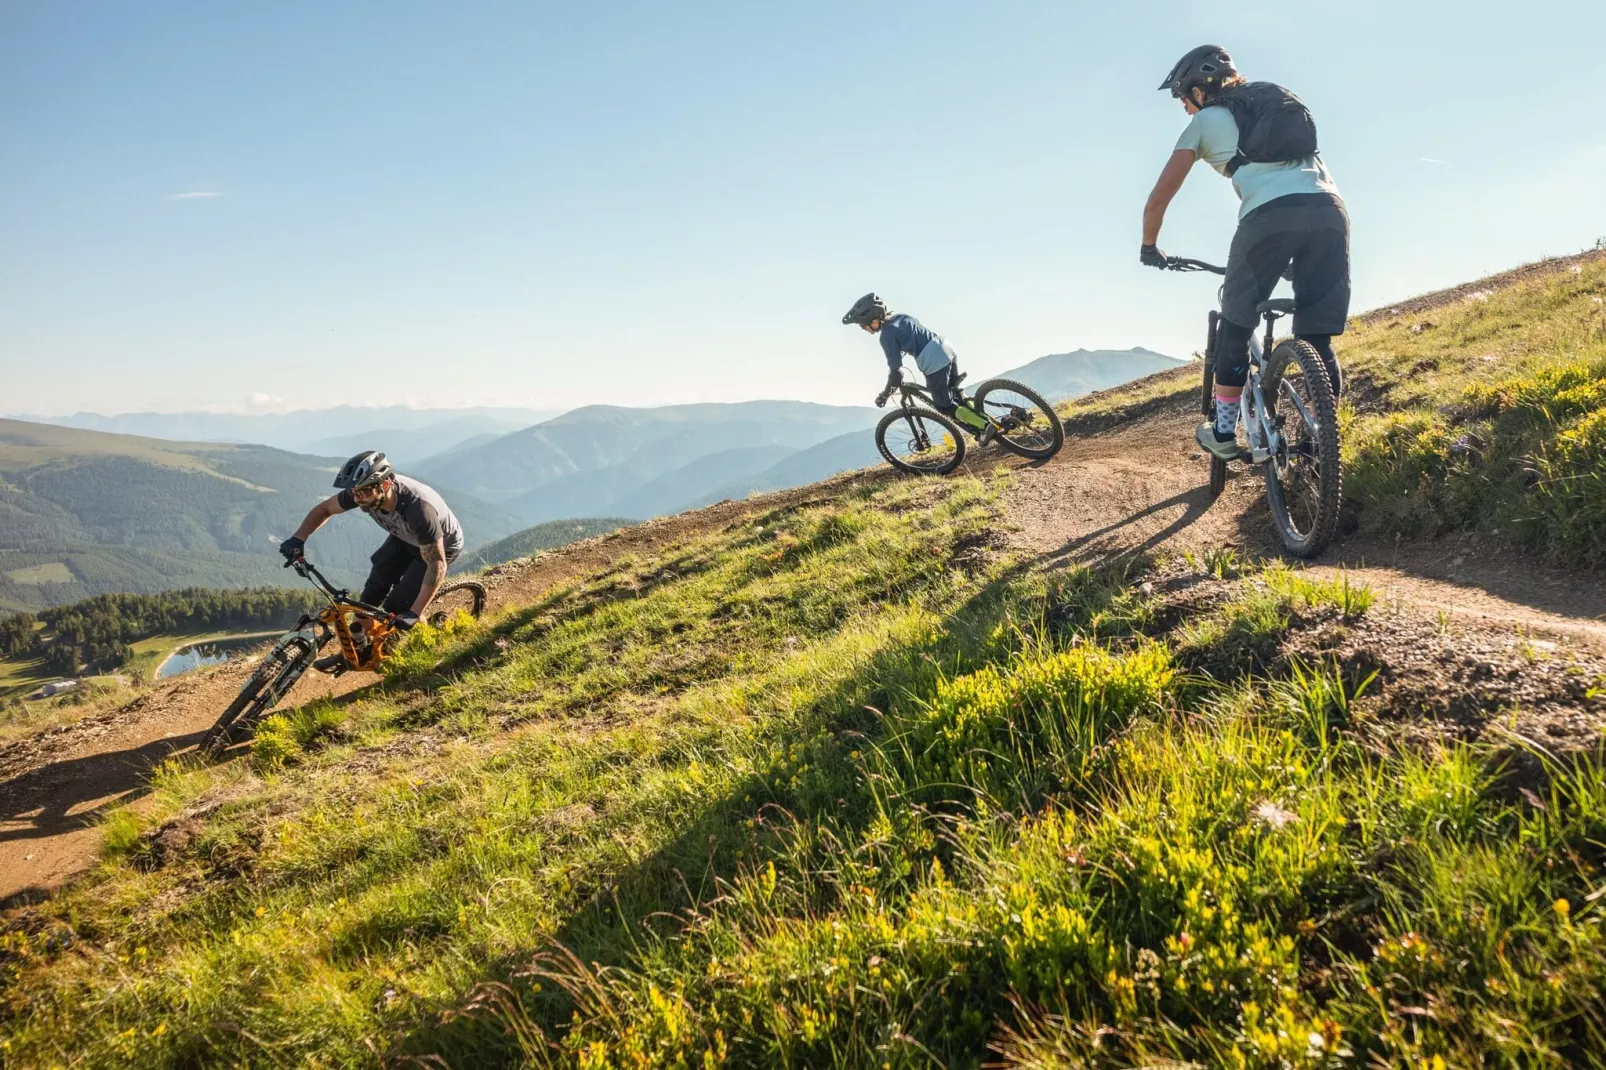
top-left (394, 556), bottom-right (1141, 1063)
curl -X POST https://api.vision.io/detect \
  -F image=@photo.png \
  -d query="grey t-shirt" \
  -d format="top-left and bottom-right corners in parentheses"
top-left (1175, 105), bottom-right (1341, 218)
top-left (338, 474), bottom-right (464, 560)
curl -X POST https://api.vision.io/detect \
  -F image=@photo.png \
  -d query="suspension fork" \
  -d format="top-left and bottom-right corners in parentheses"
top-left (1202, 311), bottom-right (1219, 417)
top-left (899, 396), bottom-right (932, 450)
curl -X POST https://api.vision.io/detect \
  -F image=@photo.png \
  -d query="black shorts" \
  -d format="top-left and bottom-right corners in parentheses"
top-left (1221, 193), bottom-right (1351, 336)
top-left (360, 535), bottom-right (459, 614)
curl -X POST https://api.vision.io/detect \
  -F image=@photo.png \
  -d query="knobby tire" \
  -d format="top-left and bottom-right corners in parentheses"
top-left (971, 378), bottom-right (1064, 460)
top-left (875, 406), bottom-right (966, 475)
top-left (428, 580), bottom-right (487, 627)
top-left (1263, 339), bottom-right (1342, 558)
top-left (201, 639), bottom-right (316, 755)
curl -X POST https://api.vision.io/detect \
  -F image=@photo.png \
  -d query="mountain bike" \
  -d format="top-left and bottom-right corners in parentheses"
top-left (873, 371), bottom-right (1063, 475)
top-left (1161, 256), bottom-right (1342, 558)
top-left (200, 557), bottom-right (486, 754)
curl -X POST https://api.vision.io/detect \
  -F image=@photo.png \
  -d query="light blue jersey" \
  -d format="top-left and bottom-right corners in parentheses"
top-left (1176, 105), bottom-right (1341, 218)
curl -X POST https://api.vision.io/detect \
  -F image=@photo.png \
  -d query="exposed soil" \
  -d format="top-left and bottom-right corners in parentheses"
top-left (7, 266), bottom-right (1606, 899)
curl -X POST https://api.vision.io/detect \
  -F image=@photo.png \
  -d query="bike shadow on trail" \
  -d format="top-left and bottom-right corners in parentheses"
top-left (0, 729), bottom-right (207, 845)
top-left (1035, 484), bottom-right (1219, 572)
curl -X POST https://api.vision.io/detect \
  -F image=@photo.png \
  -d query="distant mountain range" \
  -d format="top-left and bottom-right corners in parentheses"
top-left (415, 401), bottom-right (882, 523)
top-left (2, 349), bottom-right (1181, 610)
top-left (11, 406), bottom-right (560, 469)
top-left (0, 419), bottom-right (523, 612)
top-left (987, 347), bottom-right (1183, 403)
top-left (417, 349), bottom-right (1182, 523)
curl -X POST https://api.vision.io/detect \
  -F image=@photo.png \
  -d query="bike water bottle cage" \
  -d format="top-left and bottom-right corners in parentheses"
top-left (1212, 82), bottom-right (1319, 176)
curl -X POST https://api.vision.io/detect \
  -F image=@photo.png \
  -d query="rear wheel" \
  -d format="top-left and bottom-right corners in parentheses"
top-left (201, 638), bottom-right (316, 755)
top-left (971, 378), bottom-right (1063, 459)
top-left (1208, 455), bottom-right (1228, 498)
top-left (874, 407), bottom-right (966, 475)
top-left (1262, 339), bottom-right (1342, 558)
top-left (428, 580), bottom-right (487, 627)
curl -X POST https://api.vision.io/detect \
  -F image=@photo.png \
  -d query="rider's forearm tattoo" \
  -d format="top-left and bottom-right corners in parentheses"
top-left (419, 542), bottom-right (446, 604)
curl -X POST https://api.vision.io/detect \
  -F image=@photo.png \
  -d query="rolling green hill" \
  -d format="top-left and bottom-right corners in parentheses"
top-left (0, 419), bottom-right (524, 611)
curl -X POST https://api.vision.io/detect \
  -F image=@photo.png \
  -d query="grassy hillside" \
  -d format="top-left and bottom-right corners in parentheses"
top-left (3, 473), bottom-right (1603, 1066)
top-left (454, 517), bottom-right (635, 572)
top-left (1337, 254), bottom-right (1606, 564)
top-left (3, 255), bottom-right (1605, 1067)
top-left (0, 420), bottom-right (524, 611)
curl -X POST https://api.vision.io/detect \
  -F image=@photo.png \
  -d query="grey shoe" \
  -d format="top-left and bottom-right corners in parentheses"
top-left (312, 654), bottom-right (347, 675)
top-left (1195, 422), bottom-right (1242, 461)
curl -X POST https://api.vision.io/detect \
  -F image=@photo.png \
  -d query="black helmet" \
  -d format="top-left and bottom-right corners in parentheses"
top-left (1158, 45), bottom-right (1237, 99)
top-left (333, 450), bottom-right (394, 491)
top-left (842, 292), bottom-right (889, 327)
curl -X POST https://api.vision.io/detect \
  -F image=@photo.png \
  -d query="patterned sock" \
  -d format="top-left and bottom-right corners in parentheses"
top-left (1214, 395), bottom-right (1241, 437)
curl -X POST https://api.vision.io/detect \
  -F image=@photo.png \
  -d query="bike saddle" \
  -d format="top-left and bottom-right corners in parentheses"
top-left (1256, 298), bottom-right (1298, 316)
top-left (952, 371), bottom-right (968, 386)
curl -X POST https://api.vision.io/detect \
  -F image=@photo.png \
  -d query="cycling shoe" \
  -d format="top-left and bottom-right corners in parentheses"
top-left (1195, 423), bottom-right (1243, 461)
top-left (312, 654), bottom-right (347, 676)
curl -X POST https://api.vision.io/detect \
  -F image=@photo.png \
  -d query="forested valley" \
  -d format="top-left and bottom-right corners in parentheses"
top-left (0, 587), bottom-right (322, 676)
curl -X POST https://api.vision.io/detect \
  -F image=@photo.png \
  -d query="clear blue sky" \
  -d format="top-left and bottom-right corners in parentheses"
top-left (3, 1), bottom-right (1602, 416)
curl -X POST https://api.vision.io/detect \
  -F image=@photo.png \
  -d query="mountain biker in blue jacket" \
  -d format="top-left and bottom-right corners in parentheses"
top-left (841, 293), bottom-right (987, 431)
top-left (1140, 45), bottom-right (1350, 461)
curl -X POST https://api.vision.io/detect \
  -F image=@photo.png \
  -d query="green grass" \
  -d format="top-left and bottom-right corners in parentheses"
top-left (1340, 258), bottom-right (1606, 564)
top-left (3, 468), bottom-right (1602, 1067)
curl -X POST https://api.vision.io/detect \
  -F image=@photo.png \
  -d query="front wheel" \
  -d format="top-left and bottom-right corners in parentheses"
top-left (201, 637), bottom-right (316, 755)
top-left (970, 378), bottom-right (1064, 460)
top-left (875, 406), bottom-right (966, 475)
top-left (1262, 339), bottom-right (1342, 558)
top-left (428, 580), bottom-right (487, 626)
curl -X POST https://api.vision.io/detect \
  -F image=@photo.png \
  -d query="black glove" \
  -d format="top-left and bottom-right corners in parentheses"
top-left (1140, 243), bottom-right (1167, 269)
top-left (278, 536), bottom-right (305, 565)
top-left (875, 369), bottom-right (902, 408)
top-left (392, 612), bottom-right (419, 631)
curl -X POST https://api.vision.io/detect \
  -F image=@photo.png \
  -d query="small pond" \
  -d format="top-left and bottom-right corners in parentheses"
top-left (156, 635), bottom-right (274, 680)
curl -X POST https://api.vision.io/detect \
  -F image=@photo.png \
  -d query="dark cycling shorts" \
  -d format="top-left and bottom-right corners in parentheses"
top-left (361, 535), bottom-right (459, 614)
top-left (1221, 192), bottom-right (1351, 336)
top-left (925, 362), bottom-right (960, 413)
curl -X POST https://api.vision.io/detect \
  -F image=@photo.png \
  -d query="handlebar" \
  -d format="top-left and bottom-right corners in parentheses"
top-left (1161, 256), bottom-right (1227, 276)
top-left (286, 555), bottom-right (391, 618)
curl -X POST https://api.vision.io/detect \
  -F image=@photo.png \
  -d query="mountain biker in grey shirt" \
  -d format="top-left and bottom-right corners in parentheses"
top-left (278, 451), bottom-right (463, 627)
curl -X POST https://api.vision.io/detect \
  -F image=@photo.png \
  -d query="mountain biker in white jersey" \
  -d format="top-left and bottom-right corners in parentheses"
top-left (277, 451), bottom-right (464, 631)
top-left (1140, 45), bottom-right (1351, 461)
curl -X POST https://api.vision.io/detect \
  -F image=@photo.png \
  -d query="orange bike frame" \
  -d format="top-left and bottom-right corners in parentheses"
top-left (321, 605), bottom-right (397, 672)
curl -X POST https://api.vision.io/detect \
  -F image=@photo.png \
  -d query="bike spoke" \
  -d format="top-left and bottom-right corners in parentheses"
top-left (974, 384), bottom-right (1061, 457)
top-left (883, 413), bottom-right (961, 473)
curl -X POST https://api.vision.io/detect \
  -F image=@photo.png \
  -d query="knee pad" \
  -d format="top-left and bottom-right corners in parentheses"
top-left (1213, 319), bottom-right (1253, 388)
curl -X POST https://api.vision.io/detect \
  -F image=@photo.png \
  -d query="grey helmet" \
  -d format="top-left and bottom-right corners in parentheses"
top-left (1158, 45), bottom-right (1237, 99)
top-left (842, 292), bottom-right (890, 327)
top-left (333, 450), bottom-right (394, 491)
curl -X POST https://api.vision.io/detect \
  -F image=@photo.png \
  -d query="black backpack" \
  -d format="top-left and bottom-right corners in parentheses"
top-left (1214, 82), bottom-right (1319, 176)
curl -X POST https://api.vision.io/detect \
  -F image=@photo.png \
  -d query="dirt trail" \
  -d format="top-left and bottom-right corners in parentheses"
top-left (1001, 390), bottom-right (1606, 649)
top-left (7, 345), bottom-right (1606, 900)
